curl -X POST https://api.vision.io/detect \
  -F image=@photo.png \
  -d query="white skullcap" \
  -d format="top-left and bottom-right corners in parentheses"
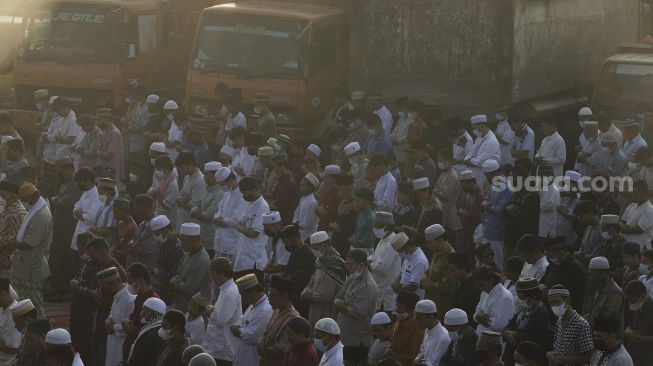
top-left (262, 211), bottom-right (282, 225)
top-left (351, 91), bottom-right (366, 101)
top-left (164, 100), bottom-right (179, 110)
top-left (146, 94), bottom-right (160, 104)
top-left (310, 231), bottom-right (329, 245)
top-left (391, 232), bottom-right (409, 251)
top-left (315, 318), bottom-right (340, 335)
top-left (415, 299), bottom-right (437, 314)
top-left (214, 167), bottom-right (232, 183)
top-left (10, 299), bottom-right (35, 316)
top-left (600, 214), bottom-right (619, 225)
top-left (583, 121), bottom-right (599, 128)
top-left (189, 354), bottom-right (216, 366)
top-left (470, 115), bottom-right (488, 124)
top-left (412, 177), bottom-right (430, 190)
top-left (204, 161), bottom-right (222, 172)
top-left (375, 211), bottom-right (394, 225)
top-left (443, 308), bottom-right (468, 326)
top-left (143, 297), bottom-right (167, 315)
top-left (150, 142), bottom-right (166, 153)
top-left (344, 142), bottom-right (361, 156)
top-left (371, 312), bottom-right (392, 325)
top-left (425, 224), bottom-right (445, 241)
top-left (482, 159), bottom-right (500, 173)
top-left (564, 170), bottom-right (581, 182)
top-left (220, 144), bottom-right (237, 158)
top-left (304, 173), bottom-right (320, 189)
top-left (180, 223), bottom-right (200, 236)
top-left (459, 170), bottom-right (475, 181)
top-left (578, 107), bottom-right (593, 116)
top-left (258, 146), bottom-right (274, 157)
top-left (600, 132), bottom-right (617, 143)
top-left (45, 328), bottom-right (71, 345)
top-left (267, 137), bottom-right (277, 147)
top-left (150, 215), bottom-right (171, 231)
top-left (324, 165), bottom-right (341, 175)
top-left (48, 96), bottom-right (59, 104)
top-left (307, 144), bottom-right (322, 157)
top-left (1, 136), bottom-right (15, 143)
top-left (589, 256), bottom-right (610, 270)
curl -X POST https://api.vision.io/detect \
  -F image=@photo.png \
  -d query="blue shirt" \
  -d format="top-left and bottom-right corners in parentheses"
top-left (482, 175), bottom-right (513, 241)
top-left (364, 131), bottom-right (391, 157)
top-left (355, 209), bottom-right (375, 249)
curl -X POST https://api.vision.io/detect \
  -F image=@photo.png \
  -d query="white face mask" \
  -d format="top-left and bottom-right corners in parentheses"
top-left (98, 195), bottom-right (107, 204)
top-left (158, 327), bottom-right (172, 341)
top-left (150, 158), bottom-right (156, 166)
top-left (437, 162), bottom-right (448, 170)
top-left (551, 304), bottom-right (567, 317)
top-left (473, 128), bottom-right (483, 138)
top-left (629, 302), bottom-right (644, 311)
top-left (373, 227), bottom-right (386, 239)
top-left (600, 231), bottom-right (611, 241)
top-left (628, 162), bottom-right (638, 171)
top-left (154, 234), bottom-right (165, 242)
top-left (129, 173), bottom-right (138, 183)
top-left (166, 113), bottom-right (174, 121)
top-left (254, 106), bottom-right (263, 114)
top-left (407, 112), bottom-right (417, 119)
top-left (155, 170), bottom-right (165, 179)
top-left (36, 102), bottom-right (46, 111)
top-left (495, 113), bottom-right (505, 122)
top-left (127, 284), bottom-right (138, 295)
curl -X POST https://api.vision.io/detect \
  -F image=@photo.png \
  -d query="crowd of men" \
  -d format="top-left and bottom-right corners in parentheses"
top-left (0, 83), bottom-right (652, 366)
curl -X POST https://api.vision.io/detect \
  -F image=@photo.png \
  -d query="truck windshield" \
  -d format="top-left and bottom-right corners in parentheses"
top-left (594, 62), bottom-right (653, 112)
top-left (194, 13), bottom-right (307, 79)
top-left (21, 7), bottom-right (120, 63)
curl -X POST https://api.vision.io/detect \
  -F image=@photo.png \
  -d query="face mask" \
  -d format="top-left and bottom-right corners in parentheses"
top-left (154, 234), bottom-right (164, 242)
top-left (640, 263), bottom-right (649, 274)
top-left (628, 162), bottom-right (637, 171)
top-left (127, 284), bottom-right (138, 295)
top-left (495, 113), bottom-right (505, 122)
top-left (473, 128), bottom-right (483, 138)
top-left (515, 298), bottom-right (529, 313)
top-left (36, 102), bottom-right (45, 111)
top-left (373, 227), bottom-right (386, 239)
top-left (551, 304), bottom-right (567, 317)
top-left (80, 253), bottom-right (90, 261)
top-left (129, 173), bottom-right (138, 183)
top-left (254, 106), bottom-right (263, 114)
top-left (98, 195), bottom-right (107, 204)
top-left (600, 231), bottom-right (611, 241)
top-left (629, 302), bottom-right (644, 311)
top-left (158, 327), bottom-right (172, 341)
top-left (448, 331), bottom-right (460, 342)
top-left (395, 312), bottom-right (409, 321)
top-left (437, 162), bottom-right (448, 170)
top-left (407, 112), bottom-right (417, 119)
top-left (313, 338), bottom-right (326, 353)
top-left (155, 170), bottom-right (165, 179)
top-left (166, 113), bottom-right (174, 121)
top-left (312, 249), bottom-right (323, 258)
top-left (368, 128), bottom-right (377, 136)
top-left (150, 158), bottom-right (156, 166)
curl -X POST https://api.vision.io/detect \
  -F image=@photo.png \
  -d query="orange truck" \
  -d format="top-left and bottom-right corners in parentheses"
top-left (10, 0), bottom-right (218, 136)
top-left (185, 1), bottom-right (349, 136)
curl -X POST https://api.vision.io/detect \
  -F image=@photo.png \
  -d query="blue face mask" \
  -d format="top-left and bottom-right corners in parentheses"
top-left (314, 338), bottom-right (326, 353)
top-left (641, 263), bottom-right (650, 274)
top-left (448, 331), bottom-right (460, 342)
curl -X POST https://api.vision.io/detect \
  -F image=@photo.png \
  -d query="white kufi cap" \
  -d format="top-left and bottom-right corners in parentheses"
top-left (412, 177), bottom-right (430, 190)
top-left (150, 215), bottom-right (171, 231)
top-left (470, 114), bottom-right (488, 124)
top-left (324, 165), bottom-right (341, 175)
top-left (204, 161), bottom-right (222, 172)
top-left (307, 144), bottom-right (322, 157)
top-left (344, 142), bottom-right (361, 156)
top-left (304, 173), bottom-right (320, 188)
top-left (146, 94), bottom-right (160, 104)
top-left (415, 299), bottom-right (437, 314)
top-left (315, 318), bottom-right (340, 335)
top-left (45, 328), bottom-right (71, 345)
top-left (424, 224), bottom-right (445, 241)
top-left (578, 107), bottom-right (593, 116)
top-left (164, 100), bottom-right (179, 110)
top-left (370, 312), bottom-right (391, 325)
top-left (589, 256), bottom-right (610, 270)
top-left (214, 167), bottom-right (232, 183)
top-left (143, 297), bottom-right (167, 315)
top-left (310, 231), bottom-right (329, 245)
top-left (180, 223), bottom-right (201, 236)
top-left (149, 142), bottom-right (166, 153)
top-left (262, 211), bottom-right (282, 225)
top-left (444, 308), bottom-right (468, 326)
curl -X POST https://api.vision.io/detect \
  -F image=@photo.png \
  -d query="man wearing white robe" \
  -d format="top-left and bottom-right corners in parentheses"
top-left (232, 274), bottom-right (273, 366)
top-left (538, 166), bottom-right (561, 237)
top-left (370, 155), bottom-right (397, 213)
top-left (97, 267), bottom-right (135, 366)
top-left (213, 167), bottom-right (247, 262)
top-left (574, 121), bottom-right (603, 177)
top-left (368, 213), bottom-right (401, 311)
top-left (535, 116), bottom-right (566, 177)
top-left (176, 152), bottom-right (207, 231)
top-left (464, 115), bottom-right (501, 185)
top-left (494, 110), bottom-right (515, 166)
top-left (293, 174), bottom-right (320, 242)
top-left (232, 146), bottom-right (257, 180)
top-left (622, 119), bottom-right (649, 164)
top-left (234, 177), bottom-right (270, 272)
top-left (71, 168), bottom-right (101, 251)
top-left (448, 121), bottom-right (473, 174)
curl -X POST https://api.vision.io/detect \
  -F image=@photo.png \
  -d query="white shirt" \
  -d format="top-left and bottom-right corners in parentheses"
top-left (233, 295), bottom-right (273, 366)
top-left (452, 131), bottom-right (473, 173)
top-left (185, 313), bottom-right (206, 345)
top-left (621, 201), bottom-right (653, 250)
top-left (474, 283), bottom-right (514, 334)
top-left (623, 134), bottom-right (648, 162)
top-left (606, 124), bottom-right (624, 147)
top-left (53, 110), bottom-right (78, 162)
top-left (399, 247), bottom-right (429, 299)
top-left (71, 127), bottom-right (86, 170)
top-left (293, 193), bottom-right (319, 242)
top-left (42, 114), bottom-right (63, 163)
top-left (520, 256), bottom-right (549, 282)
top-left (512, 124), bottom-right (535, 161)
top-left (266, 237), bottom-right (291, 276)
top-left (0, 300), bottom-right (21, 350)
top-left (213, 187), bottom-right (247, 256)
top-left (416, 323), bottom-right (451, 366)
top-left (71, 186), bottom-right (101, 250)
top-left (638, 274), bottom-right (653, 299)
top-left (203, 279), bottom-right (243, 361)
top-left (177, 169), bottom-right (207, 232)
top-left (369, 232), bottom-right (401, 311)
top-left (225, 112), bottom-right (247, 147)
top-left (232, 148), bottom-right (256, 180)
top-left (539, 183), bottom-right (560, 237)
top-left (535, 132), bottom-right (566, 177)
top-left (320, 341), bottom-right (344, 366)
top-left (166, 120), bottom-right (184, 161)
top-left (495, 119), bottom-right (515, 165)
top-left (374, 172), bottom-right (397, 212)
top-left (72, 353), bottom-right (83, 366)
top-left (234, 196), bottom-right (270, 271)
top-left (106, 287), bottom-right (135, 366)
top-left (464, 130), bottom-right (501, 185)
top-left (574, 136), bottom-right (603, 177)
top-left (374, 105), bottom-right (394, 135)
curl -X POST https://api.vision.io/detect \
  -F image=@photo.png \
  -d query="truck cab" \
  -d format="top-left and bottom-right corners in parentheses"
top-left (186, 1), bottom-right (348, 135)
top-left (592, 43), bottom-right (653, 120)
top-left (11, 0), bottom-right (216, 135)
